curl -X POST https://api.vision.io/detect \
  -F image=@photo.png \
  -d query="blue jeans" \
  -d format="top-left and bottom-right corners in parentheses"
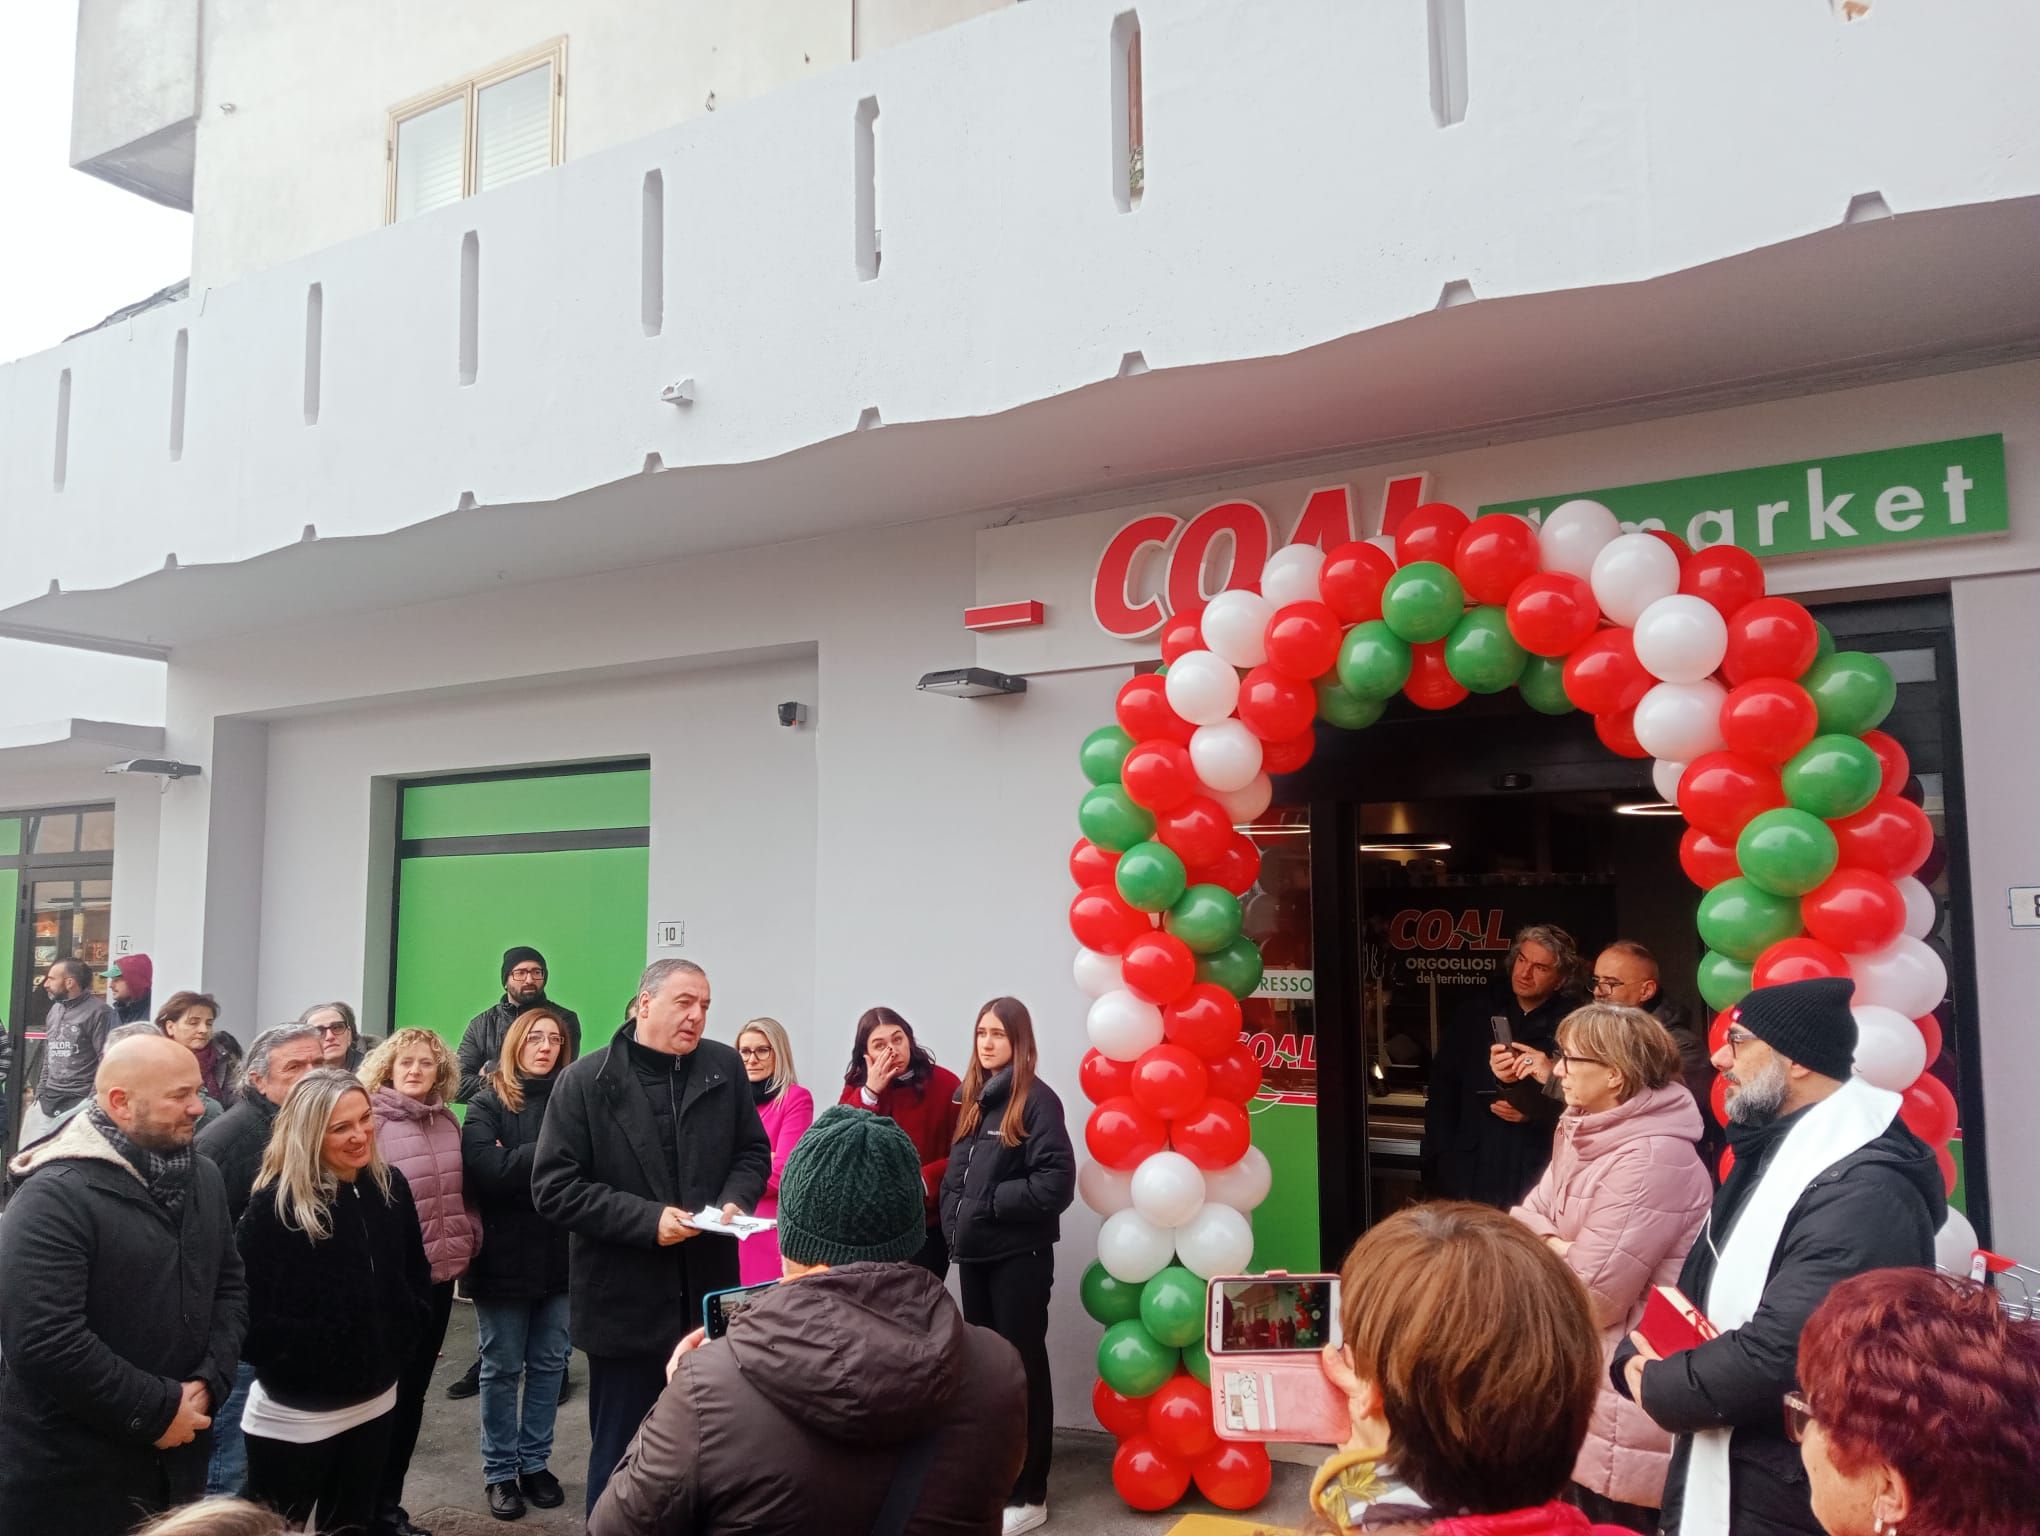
top-left (205, 1361), bottom-right (256, 1495)
top-left (477, 1294), bottom-right (573, 1484)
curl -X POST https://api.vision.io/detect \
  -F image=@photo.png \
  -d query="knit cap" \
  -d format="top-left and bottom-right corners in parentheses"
top-left (501, 946), bottom-right (547, 985)
top-left (777, 1105), bottom-right (927, 1268)
top-left (1734, 976), bottom-right (1857, 1081)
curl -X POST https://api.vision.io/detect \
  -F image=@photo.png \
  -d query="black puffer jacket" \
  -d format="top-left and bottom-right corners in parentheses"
top-left (194, 1091), bottom-right (281, 1221)
top-left (456, 995), bottom-right (583, 1103)
top-left (939, 1070), bottom-right (1076, 1264)
top-left (462, 1071), bottom-right (570, 1301)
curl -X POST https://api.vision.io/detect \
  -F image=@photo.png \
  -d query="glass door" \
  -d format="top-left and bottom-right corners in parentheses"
top-left (18, 871), bottom-right (114, 1098)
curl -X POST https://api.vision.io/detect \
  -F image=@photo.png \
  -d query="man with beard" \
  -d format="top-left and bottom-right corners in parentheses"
top-left (1612, 977), bottom-right (1943, 1536)
top-left (456, 946), bottom-right (582, 1105)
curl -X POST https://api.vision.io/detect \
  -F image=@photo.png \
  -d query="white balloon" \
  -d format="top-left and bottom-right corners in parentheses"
top-left (1849, 936), bottom-right (1948, 1020)
top-left (1851, 1004), bottom-right (1928, 1092)
top-left (1087, 988), bottom-right (1166, 1062)
top-left (1934, 1206), bottom-right (1979, 1274)
top-left (1590, 532), bottom-right (1683, 627)
top-left (1079, 1160), bottom-right (1135, 1217)
top-left (1190, 720), bottom-right (1265, 794)
top-left (1365, 533), bottom-right (1399, 565)
top-left (1173, 1202), bottom-right (1256, 1280)
top-left (1201, 590), bottom-right (1275, 669)
top-left (1074, 947), bottom-right (1123, 999)
top-left (1633, 679), bottom-right (1728, 763)
top-left (1164, 650), bottom-right (1241, 727)
top-left (1633, 594), bottom-right (1729, 684)
top-left (1896, 876), bottom-right (1937, 941)
top-left (1214, 772), bottom-right (1273, 824)
top-left (1131, 1150), bottom-right (1209, 1228)
top-left (1537, 499), bottom-right (1622, 581)
top-left (1098, 1207), bottom-right (1176, 1283)
top-left (1201, 1145), bottom-right (1273, 1212)
top-left (1652, 758), bottom-right (1689, 805)
top-left (1260, 544), bottom-right (1327, 610)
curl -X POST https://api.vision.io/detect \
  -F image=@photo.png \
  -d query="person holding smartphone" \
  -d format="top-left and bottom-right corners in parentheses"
top-left (940, 998), bottom-right (1075, 1536)
top-left (838, 1007), bottom-right (959, 1277)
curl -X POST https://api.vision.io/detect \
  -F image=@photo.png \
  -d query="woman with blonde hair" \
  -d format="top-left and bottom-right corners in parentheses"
top-left (360, 1028), bottom-right (481, 1536)
top-left (237, 1068), bottom-right (432, 1535)
top-left (734, 1016), bottom-right (814, 1285)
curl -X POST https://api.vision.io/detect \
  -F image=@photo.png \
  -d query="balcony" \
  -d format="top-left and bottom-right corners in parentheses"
top-left (69, 0), bottom-right (200, 209)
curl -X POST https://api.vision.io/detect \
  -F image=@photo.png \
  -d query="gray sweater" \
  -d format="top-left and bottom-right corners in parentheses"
top-left (35, 994), bottom-right (115, 1111)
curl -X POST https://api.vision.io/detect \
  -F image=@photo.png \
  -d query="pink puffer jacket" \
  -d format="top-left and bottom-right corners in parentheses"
top-left (371, 1085), bottom-right (482, 1283)
top-left (1510, 1082), bottom-right (1711, 1510)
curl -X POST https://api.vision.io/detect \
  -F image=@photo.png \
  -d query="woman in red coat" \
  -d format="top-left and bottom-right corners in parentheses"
top-left (838, 1006), bottom-right (959, 1277)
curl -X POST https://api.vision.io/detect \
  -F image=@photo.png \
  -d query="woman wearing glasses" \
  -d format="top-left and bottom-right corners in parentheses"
top-left (1509, 1003), bottom-right (1712, 1532)
top-left (300, 1001), bottom-right (370, 1073)
top-left (733, 1017), bottom-right (813, 1285)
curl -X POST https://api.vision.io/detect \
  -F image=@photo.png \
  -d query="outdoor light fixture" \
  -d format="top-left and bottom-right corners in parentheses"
top-left (917, 667), bottom-right (1027, 699)
top-left (105, 758), bottom-right (203, 781)
top-left (1358, 838), bottom-right (1452, 853)
top-left (1614, 800), bottom-right (1682, 817)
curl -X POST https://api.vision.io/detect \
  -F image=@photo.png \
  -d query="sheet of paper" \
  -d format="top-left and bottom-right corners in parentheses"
top-left (681, 1209), bottom-right (776, 1240)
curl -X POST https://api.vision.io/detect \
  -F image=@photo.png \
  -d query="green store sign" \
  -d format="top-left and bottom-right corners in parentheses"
top-left (1479, 434), bottom-right (2008, 557)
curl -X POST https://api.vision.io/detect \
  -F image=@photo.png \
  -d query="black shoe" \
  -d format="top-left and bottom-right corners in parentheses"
top-left (392, 1518), bottom-right (434, 1536)
top-left (486, 1480), bottom-right (526, 1521)
top-left (556, 1369), bottom-right (575, 1405)
top-left (446, 1357), bottom-right (482, 1399)
top-left (519, 1469), bottom-right (565, 1509)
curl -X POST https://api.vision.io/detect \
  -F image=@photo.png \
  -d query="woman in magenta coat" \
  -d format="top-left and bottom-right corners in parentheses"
top-left (735, 1017), bottom-right (814, 1285)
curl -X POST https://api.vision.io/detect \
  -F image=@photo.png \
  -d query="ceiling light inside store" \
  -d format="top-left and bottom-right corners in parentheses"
top-left (1614, 800), bottom-right (1683, 816)
top-left (1358, 839), bottom-right (1452, 852)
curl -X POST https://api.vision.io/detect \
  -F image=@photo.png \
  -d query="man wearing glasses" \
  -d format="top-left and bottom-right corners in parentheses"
top-left (1586, 940), bottom-right (1721, 1178)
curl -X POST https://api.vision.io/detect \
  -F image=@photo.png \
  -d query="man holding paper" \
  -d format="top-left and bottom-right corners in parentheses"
top-left (534, 958), bottom-right (770, 1513)
top-left (1610, 977), bottom-right (1942, 1536)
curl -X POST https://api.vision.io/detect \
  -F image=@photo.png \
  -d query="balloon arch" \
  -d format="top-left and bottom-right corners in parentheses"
top-left (1066, 502), bottom-right (1957, 1513)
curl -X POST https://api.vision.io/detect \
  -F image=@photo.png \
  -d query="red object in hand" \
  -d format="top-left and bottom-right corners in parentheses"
top-left (1637, 1285), bottom-right (1720, 1357)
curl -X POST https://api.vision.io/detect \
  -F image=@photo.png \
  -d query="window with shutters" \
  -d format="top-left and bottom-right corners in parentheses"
top-left (386, 40), bottom-right (566, 223)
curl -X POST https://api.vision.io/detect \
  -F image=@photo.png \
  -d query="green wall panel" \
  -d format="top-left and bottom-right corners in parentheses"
top-left (1246, 1100), bottom-right (1320, 1273)
top-left (0, 819), bottom-right (20, 856)
top-left (401, 769), bottom-right (650, 840)
top-left (0, 868), bottom-right (16, 1036)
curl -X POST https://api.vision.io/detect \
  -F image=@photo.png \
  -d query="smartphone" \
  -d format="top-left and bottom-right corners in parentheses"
top-left (1490, 1015), bottom-right (1513, 1048)
top-left (1204, 1272), bottom-right (1349, 1445)
top-left (702, 1279), bottom-right (777, 1339)
top-left (1208, 1275), bottom-right (1341, 1354)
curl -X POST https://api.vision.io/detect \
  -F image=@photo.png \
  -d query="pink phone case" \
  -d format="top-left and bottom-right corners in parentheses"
top-left (1206, 1272), bottom-right (1349, 1445)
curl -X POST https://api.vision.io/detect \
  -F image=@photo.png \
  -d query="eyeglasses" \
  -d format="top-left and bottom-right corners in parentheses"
top-left (1588, 975), bottom-right (1628, 995)
top-left (508, 967), bottom-right (547, 981)
top-left (1782, 1391), bottom-right (1815, 1443)
top-left (1725, 1028), bottom-right (1759, 1052)
top-left (524, 1032), bottom-right (565, 1047)
top-left (1558, 1053), bottom-right (1609, 1070)
top-left (311, 1023), bottom-right (350, 1036)
top-left (737, 1045), bottom-right (774, 1059)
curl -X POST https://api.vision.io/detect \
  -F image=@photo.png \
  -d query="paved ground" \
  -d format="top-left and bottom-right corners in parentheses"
top-left (402, 1303), bottom-right (1312, 1535)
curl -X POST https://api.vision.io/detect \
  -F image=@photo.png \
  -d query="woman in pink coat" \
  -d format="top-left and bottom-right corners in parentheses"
top-left (1510, 1002), bottom-right (1711, 1533)
top-left (735, 1016), bottom-right (815, 1285)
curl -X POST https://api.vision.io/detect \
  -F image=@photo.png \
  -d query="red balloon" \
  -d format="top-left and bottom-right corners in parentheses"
top-left (1404, 640), bottom-right (1468, 711)
top-left (1131, 1043), bottom-right (1211, 1120)
top-left (1319, 541), bottom-right (1396, 624)
top-left (1752, 936), bottom-right (1851, 988)
top-left (1071, 837), bottom-right (1120, 888)
top-left (1160, 611), bottom-right (1206, 666)
top-left (1679, 827), bottom-right (1741, 889)
top-left (1899, 1072), bottom-right (1958, 1145)
top-left (1117, 674), bottom-right (1196, 746)
top-left (1860, 729), bottom-right (1910, 798)
top-left (1394, 502), bottom-right (1470, 569)
top-left (1236, 665), bottom-right (1316, 742)
top-left (1506, 572), bottom-right (1600, 657)
top-left (1721, 597), bottom-right (1819, 686)
top-left (1831, 795), bottom-right (1934, 879)
top-left (1163, 984), bottom-right (1244, 1060)
top-left (1145, 1375), bottom-right (1217, 1461)
top-left (1710, 1074), bottom-right (1730, 1128)
top-left (1934, 1143), bottom-right (1958, 1196)
top-left (1913, 1012), bottom-right (1944, 1067)
top-left (1678, 752), bottom-right (1786, 839)
top-left (1595, 706), bottom-right (1649, 759)
top-left (1718, 679), bottom-right (1819, 765)
top-left (1260, 729), bottom-right (1316, 776)
top-left (1800, 868), bottom-right (1906, 954)
top-left (1454, 514), bottom-right (1540, 604)
top-left (1680, 544), bottom-right (1766, 619)
top-left (1112, 1435), bottom-right (1191, 1512)
top-left (1071, 884), bottom-right (1152, 954)
top-left (1094, 1377), bottom-right (1151, 1440)
top-left (1122, 739), bottom-right (1199, 812)
top-left (1087, 1096), bottom-right (1170, 1171)
top-left (1194, 1440), bottom-right (1273, 1511)
top-left (1264, 602), bottom-right (1343, 681)
top-left (1563, 629), bottom-right (1652, 715)
top-left (1718, 1146), bottom-right (1736, 1182)
top-left (1122, 931), bottom-right (1197, 1006)
top-left (1171, 1097), bottom-right (1252, 1169)
top-left (1191, 833), bottom-right (1262, 897)
top-left (1080, 1048), bottom-right (1135, 1107)
top-left (1648, 528), bottom-right (1693, 564)
top-left (1155, 796), bottom-right (1233, 867)
top-left (1204, 1041), bottom-right (1264, 1104)
top-left (1708, 1008), bottom-right (1734, 1056)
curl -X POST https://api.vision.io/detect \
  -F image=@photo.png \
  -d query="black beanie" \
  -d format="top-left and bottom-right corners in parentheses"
top-left (1734, 977), bottom-right (1857, 1081)
top-left (502, 946), bottom-right (548, 986)
top-left (777, 1106), bottom-right (927, 1268)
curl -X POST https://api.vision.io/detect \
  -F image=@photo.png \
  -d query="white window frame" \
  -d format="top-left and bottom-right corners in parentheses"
top-left (385, 38), bottom-right (568, 223)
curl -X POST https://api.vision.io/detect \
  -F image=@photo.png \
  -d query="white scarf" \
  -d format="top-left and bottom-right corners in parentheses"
top-left (1679, 1075), bottom-right (1900, 1536)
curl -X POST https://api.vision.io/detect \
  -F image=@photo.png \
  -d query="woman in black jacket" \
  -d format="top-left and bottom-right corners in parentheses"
top-left (237, 1067), bottom-right (432, 1536)
top-left (939, 996), bottom-right (1075, 1535)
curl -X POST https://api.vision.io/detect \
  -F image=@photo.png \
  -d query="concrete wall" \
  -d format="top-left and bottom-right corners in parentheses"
top-left (70, 0), bottom-right (199, 207)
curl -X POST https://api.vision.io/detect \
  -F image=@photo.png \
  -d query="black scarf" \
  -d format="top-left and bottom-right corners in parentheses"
top-left (750, 1076), bottom-right (778, 1108)
top-left (87, 1103), bottom-right (193, 1215)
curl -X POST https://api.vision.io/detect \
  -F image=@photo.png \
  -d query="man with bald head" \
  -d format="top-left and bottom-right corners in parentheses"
top-left (0, 1034), bottom-right (247, 1534)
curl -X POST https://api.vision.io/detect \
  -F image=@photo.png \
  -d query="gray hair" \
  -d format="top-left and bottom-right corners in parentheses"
top-left (107, 1022), bottom-right (161, 1045)
top-left (636, 958), bottom-right (707, 1000)
top-left (241, 1024), bottom-right (321, 1093)
top-left (1508, 923), bottom-right (1583, 990)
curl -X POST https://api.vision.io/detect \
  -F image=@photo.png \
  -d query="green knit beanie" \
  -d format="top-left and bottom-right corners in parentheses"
top-left (777, 1105), bottom-right (928, 1268)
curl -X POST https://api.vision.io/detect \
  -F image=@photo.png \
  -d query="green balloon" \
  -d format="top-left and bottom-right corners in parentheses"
top-left (1380, 561), bottom-right (1465, 645)
top-left (1697, 949), bottom-right (1754, 1013)
top-left (1517, 654), bottom-right (1576, 715)
top-left (1116, 840), bottom-right (1188, 913)
top-left (1098, 1318), bottom-right (1180, 1398)
top-left (1782, 734), bottom-right (1882, 821)
top-left (1443, 605), bottom-right (1528, 695)
top-left (1082, 1261), bottom-right (1146, 1326)
top-left (1335, 621), bottom-right (1412, 701)
top-left (1195, 936), bottom-right (1265, 1000)
top-left (1165, 884), bottom-right (1244, 954)
top-left (1081, 725), bottom-right (1135, 787)
top-left (1696, 877), bottom-right (1804, 963)
top-left (1314, 676), bottom-right (1387, 730)
top-left (1802, 651), bottom-right (1897, 737)
top-left (1813, 620), bottom-right (1836, 662)
top-left (1736, 808), bottom-right (1839, 898)
top-left (1079, 784), bottom-right (1156, 853)
top-left (1183, 1337), bottom-right (1212, 1386)
top-left (1139, 1266), bottom-right (1207, 1349)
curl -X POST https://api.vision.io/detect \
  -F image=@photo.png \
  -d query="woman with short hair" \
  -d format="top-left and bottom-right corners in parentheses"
top-left (155, 990), bottom-right (242, 1109)
top-left (837, 1006), bottom-right (960, 1277)
top-left (734, 1017), bottom-right (813, 1286)
top-left (300, 1001), bottom-right (369, 1071)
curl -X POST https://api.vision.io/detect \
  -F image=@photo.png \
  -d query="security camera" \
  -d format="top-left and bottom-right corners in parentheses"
top-left (777, 702), bottom-right (809, 728)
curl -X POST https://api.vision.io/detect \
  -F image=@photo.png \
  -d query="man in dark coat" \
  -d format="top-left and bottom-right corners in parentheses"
top-left (456, 944), bottom-right (583, 1104)
top-left (1613, 978), bottom-right (1944, 1536)
top-left (0, 1034), bottom-right (247, 1535)
top-left (533, 958), bottom-right (769, 1513)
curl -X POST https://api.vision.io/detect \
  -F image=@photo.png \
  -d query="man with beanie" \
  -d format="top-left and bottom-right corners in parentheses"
top-left (456, 946), bottom-right (582, 1104)
top-left (105, 953), bottom-right (154, 1025)
top-left (1612, 977), bottom-right (1943, 1536)
top-left (589, 1105), bottom-right (1026, 1536)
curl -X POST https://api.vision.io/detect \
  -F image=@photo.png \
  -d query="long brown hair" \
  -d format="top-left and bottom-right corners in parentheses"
top-left (490, 1007), bottom-right (576, 1113)
top-left (954, 996), bottom-right (1037, 1148)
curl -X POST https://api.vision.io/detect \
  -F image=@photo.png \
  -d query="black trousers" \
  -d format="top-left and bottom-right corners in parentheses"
top-left (959, 1246), bottom-right (1056, 1507)
top-left (1572, 1481), bottom-right (1660, 1533)
top-left (911, 1225), bottom-right (950, 1281)
top-left (377, 1278), bottom-right (455, 1526)
top-left (247, 1412), bottom-right (395, 1536)
top-left (585, 1351), bottom-right (670, 1514)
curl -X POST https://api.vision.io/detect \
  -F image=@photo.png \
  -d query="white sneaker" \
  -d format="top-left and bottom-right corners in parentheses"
top-left (1002, 1504), bottom-right (1048, 1535)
